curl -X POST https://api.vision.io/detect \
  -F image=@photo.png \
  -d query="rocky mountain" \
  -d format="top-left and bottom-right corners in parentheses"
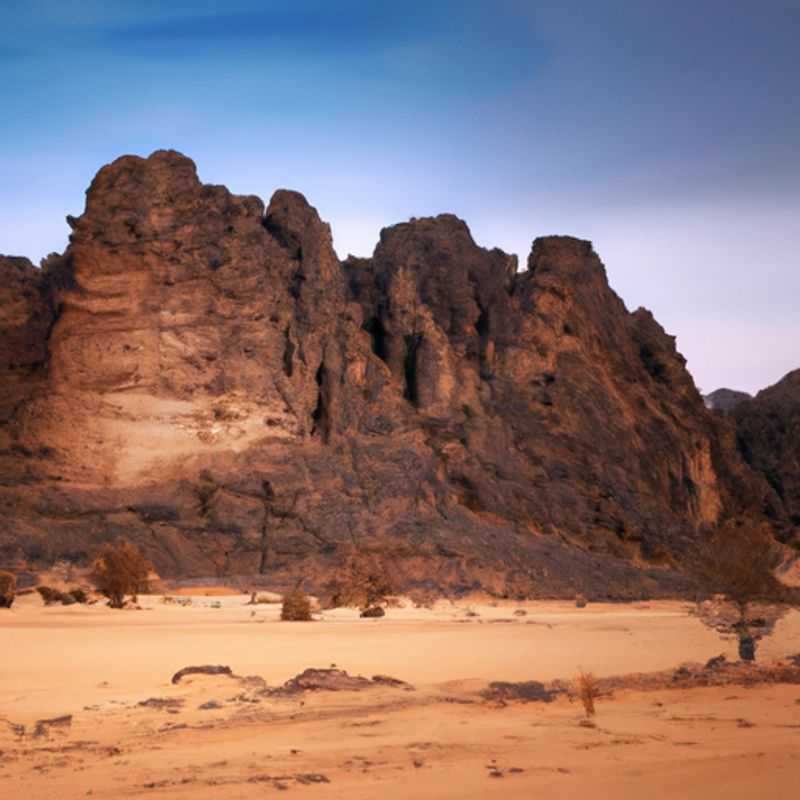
top-left (0, 150), bottom-right (787, 598)
top-left (704, 388), bottom-right (752, 412)
top-left (732, 370), bottom-right (800, 540)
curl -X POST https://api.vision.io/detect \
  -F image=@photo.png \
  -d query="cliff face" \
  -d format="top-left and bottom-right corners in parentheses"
top-left (0, 150), bottom-right (780, 597)
top-left (733, 370), bottom-right (800, 540)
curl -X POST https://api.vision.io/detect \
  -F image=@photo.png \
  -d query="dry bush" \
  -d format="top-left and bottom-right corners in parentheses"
top-left (693, 519), bottom-right (789, 660)
top-left (36, 586), bottom-right (89, 606)
top-left (327, 550), bottom-right (397, 610)
top-left (281, 585), bottom-right (313, 621)
top-left (90, 541), bottom-right (152, 609)
top-left (69, 588), bottom-right (88, 604)
top-left (576, 670), bottom-right (598, 717)
top-left (37, 585), bottom-right (66, 605)
top-left (575, 593), bottom-right (587, 608)
top-left (0, 570), bottom-right (15, 609)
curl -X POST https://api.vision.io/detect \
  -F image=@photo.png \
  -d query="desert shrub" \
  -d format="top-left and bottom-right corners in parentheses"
top-left (360, 605), bottom-right (385, 618)
top-left (281, 585), bottom-right (313, 621)
top-left (327, 550), bottom-right (397, 610)
top-left (90, 541), bottom-right (152, 609)
top-left (36, 585), bottom-right (88, 605)
top-left (575, 593), bottom-right (587, 608)
top-left (37, 585), bottom-right (66, 605)
top-left (693, 519), bottom-right (789, 661)
top-left (69, 588), bottom-right (88, 604)
top-left (0, 571), bottom-right (15, 609)
top-left (576, 670), bottom-right (598, 717)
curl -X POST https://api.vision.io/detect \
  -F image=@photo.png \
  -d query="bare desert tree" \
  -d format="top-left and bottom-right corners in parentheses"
top-left (90, 541), bottom-right (152, 609)
top-left (693, 519), bottom-right (788, 660)
top-left (326, 548), bottom-right (397, 611)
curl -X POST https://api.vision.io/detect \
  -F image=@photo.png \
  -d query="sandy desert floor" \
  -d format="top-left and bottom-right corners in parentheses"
top-left (2, 594), bottom-right (800, 799)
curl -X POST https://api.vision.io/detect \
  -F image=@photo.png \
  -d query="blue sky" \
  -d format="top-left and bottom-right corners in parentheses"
top-left (2, 0), bottom-right (798, 393)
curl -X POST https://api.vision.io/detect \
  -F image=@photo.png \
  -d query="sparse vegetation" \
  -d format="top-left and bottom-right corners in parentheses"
top-left (576, 670), bottom-right (598, 717)
top-left (37, 586), bottom-right (68, 605)
top-left (0, 570), bottom-right (15, 608)
top-left (281, 584), bottom-right (313, 621)
top-left (36, 585), bottom-right (91, 606)
top-left (90, 541), bottom-right (152, 609)
top-left (693, 519), bottom-right (790, 661)
top-left (69, 588), bottom-right (88, 604)
top-left (575, 593), bottom-right (587, 608)
top-left (327, 550), bottom-right (397, 610)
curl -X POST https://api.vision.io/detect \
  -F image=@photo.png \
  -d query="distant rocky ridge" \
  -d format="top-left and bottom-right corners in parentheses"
top-left (0, 150), bottom-right (795, 597)
top-left (731, 371), bottom-right (800, 539)
top-left (704, 388), bottom-right (752, 412)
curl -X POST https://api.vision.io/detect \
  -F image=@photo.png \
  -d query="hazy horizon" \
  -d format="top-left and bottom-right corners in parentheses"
top-left (2, 0), bottom-right (798, 395)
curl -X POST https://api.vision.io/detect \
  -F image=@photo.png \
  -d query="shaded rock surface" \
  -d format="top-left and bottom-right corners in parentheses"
top-left (171, 665), bottom-right (233, 685)
top-left (733, 370), bottom-right (800, 540)
top-left (481, 681), bottom-right (562, 703)
top-left (704, 388), bottom-right (752, 412)
top-left (0, 150), bottom-right (792, 597)
top-left (267, 668), bottom-right (411, 696)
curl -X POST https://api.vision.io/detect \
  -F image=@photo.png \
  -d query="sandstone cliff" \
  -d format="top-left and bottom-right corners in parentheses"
top-left (0, 151), bottom-right (784, 597)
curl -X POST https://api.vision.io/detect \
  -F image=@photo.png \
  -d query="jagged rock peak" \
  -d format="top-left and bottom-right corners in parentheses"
top-left (0, 150), bottom-right (792, 596)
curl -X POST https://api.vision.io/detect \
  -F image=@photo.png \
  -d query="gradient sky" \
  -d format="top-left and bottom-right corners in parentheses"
top-left (2, 0), bottom-right (798, 394)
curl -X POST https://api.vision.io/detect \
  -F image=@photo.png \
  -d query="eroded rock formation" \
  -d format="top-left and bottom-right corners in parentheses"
top-left (0, 150), bottom-right (788, 597)
top-left (704, 388), bottom-right (752, 412)
top-left (732, 370), bottom-right (800, 540)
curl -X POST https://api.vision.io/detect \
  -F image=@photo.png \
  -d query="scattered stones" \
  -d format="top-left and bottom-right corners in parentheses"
top-left (481, 681), bottom-right (562, 704)
top-left (33, 715), bottom-right (72, 738)
top-left (268, 668), bottom-right (412, 697)
top-left (705, 654), bottom-right (727, 671)
top-left (371, 674), bottom-right (414, 690)
top-left (137, 698), bottom-right (184, 710)
top-left (1, 718), bottom-right (25, 737)
top-left (171, 665), bottom-right (233, 685)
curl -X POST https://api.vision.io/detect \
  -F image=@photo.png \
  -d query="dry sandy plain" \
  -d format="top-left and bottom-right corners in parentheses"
top-left (2, 592), bottom-right (800, 800)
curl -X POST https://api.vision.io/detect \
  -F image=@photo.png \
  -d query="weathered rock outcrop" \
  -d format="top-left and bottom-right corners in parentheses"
top-left (733, 370), bottom-right (800, 540)
top-left (0, 150), bottom-right (786, 596)
top-left (704, 388), bottom-right (752, 412)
